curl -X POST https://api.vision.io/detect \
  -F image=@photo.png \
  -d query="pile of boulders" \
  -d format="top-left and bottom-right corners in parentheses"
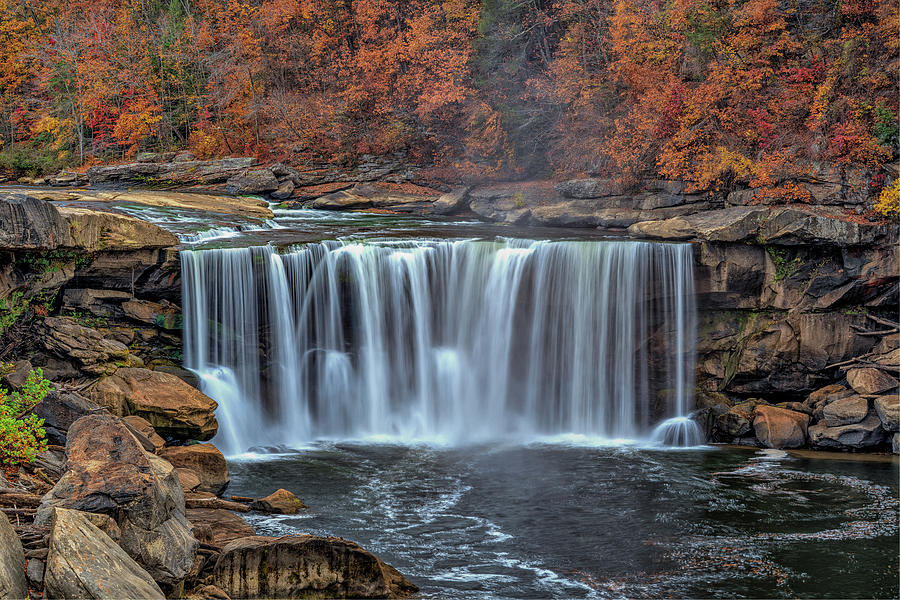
top-left (0, 384), bottom-right (417, 599)
top-left (703, 339), bottom-right (899, 452)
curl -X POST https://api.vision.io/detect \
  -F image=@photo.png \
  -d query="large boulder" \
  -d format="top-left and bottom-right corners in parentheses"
top-left (159, 444), bottom-right (229, 495)
top-left (873, 395), bottom-right (900, 432)
top-left (214, 535), bottom-right (418, 599)
top-left (846, 367), bottom-right (899, 396)
top-left (752, 405), bottom-right (809, 448)
top-left (36, 414), bottom-right (198, 585)
top-left (0, 512), bottom-right (27, 600)
top-left (33, 388), bottom-right (108, 445)
top-left (87, 157), bottom-right (257, 185)
top-left (44, 507), bottom-right (165, 600)
top-left (0, 193), bottom-right (70, 250)
top-left (822, 395), bottom-right (869, 427)
top-left (808, 413), bottom-right (890, 449)
top-left (431, 186), bottom-right (470, 214)
top-left (89, 368), bottom-right (217, 440)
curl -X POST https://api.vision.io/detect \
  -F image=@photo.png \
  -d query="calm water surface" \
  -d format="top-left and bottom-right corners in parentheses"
top-left (227, 444), bottom-right (898, 599)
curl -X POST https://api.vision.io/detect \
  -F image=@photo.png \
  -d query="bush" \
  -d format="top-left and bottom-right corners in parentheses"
top-left (0, 144), bottom-right (70, 178)
top-left (0, 368), bottom-right (50, 467)
top-left (874, 180), bottom-right (899, 220)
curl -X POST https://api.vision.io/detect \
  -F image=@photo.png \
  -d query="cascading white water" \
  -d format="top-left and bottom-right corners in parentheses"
top-left (182, 239), bottom-right (701, 453)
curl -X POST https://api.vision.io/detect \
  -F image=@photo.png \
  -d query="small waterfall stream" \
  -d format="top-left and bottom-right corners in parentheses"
top-left (182, 239), bottom-right (700, 452)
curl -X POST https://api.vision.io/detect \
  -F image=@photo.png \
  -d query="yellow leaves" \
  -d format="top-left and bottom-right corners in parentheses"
top-left (112, 99), bottom-right (162, 152)
top-left (874, 180), bottom-right (900, 219)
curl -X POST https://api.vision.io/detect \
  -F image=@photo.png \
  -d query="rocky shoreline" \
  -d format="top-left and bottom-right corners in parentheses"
top-left (0, 155), bottom-right (897, 597)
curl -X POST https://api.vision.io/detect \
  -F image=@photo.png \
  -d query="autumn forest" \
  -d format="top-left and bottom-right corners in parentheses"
top-left (0, 0), bottom-right (897, 197)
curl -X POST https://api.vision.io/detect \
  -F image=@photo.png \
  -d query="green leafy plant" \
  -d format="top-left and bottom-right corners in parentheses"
top-left (0, 368), bottom-right (51, 467)
top-left (0, 292), bottom-right (29, 338)
top-left (765, 247), bottom-right (802, 283)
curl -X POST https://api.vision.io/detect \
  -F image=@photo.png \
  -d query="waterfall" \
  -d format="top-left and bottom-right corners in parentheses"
top-left (182, 239), bottom-right (700, 452)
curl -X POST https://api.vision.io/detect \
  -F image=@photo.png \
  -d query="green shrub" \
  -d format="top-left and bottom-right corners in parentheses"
top-left (0, 368), bottom-right (50, 467)
top-left (0, 292), bottom-right (29, 338)
top-left (0, 144), bottom-right (70, 178)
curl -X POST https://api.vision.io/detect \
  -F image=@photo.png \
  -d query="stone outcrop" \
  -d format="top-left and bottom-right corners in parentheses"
top-left (752, 405), bottom-right (809, 448)
top-left (39, 317), bottom-right (131, 376)
top-left (87, 157), bottom-right (257, 186)
top-left (36, 414), bottom-right (198, 585)
top-left (846, 367), bottom-right (899, 395)
top-left (0, 513), bottom-right (27, 600)
top-left (822, 396), bottom-right (869, 427)
top-left (214, 535), bottom-right (418, 599)
top-left (88, 368), bottom-right (218, 440)
top-left (159, 444), bottom-right (229, 495)
top-left (33, 388), bottom-right (108, 444)
top-left (874, 396), bottom-right (900, 432)
top-left (44, 508), bottom-right (165, 600)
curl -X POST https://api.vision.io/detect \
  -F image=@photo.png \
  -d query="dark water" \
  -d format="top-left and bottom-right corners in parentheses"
top-left (227, 444), bottom-right (898, 599)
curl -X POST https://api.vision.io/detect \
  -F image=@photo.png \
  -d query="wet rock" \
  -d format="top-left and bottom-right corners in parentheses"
top-left (752, 405), bottom-right (809, 448)
top-left (213, 535), bottom-right (418, 599)
top-left (808, 412), bottom-right (889, 449)
top-left (0, 512), bottom-right (27, 600)
top-left (159, 444), bottom-right (229, 495)
top-left (226, 168), bottom-right (280, 195)
top-left (45, 507), bottom-right (165, 600)
top-left (89, 368), bottom-right (218, 441)
top-left (822, 395), bottom-right (869, 427)
top-left (309, 183), bottom-right (438, 212)
top-left (186, 509), bottom-right (255, 547)
top-left (36, 414), bottom-right (198, 585)
top-left (873, 396), bottom-right (899, 432)
top-left (846, 367), bottom-right (899, 395)
top-left (250, 489), bottom-right (306, 514)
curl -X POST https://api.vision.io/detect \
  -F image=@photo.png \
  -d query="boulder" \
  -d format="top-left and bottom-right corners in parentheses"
top-left (873, 395), bottom-right (899, 432)
top-left (56, 206), bottom-right (179, 251)
top-left (271, 180), bottom-right (295, 200)
top-left (822, 395), bottom-right (869, 426)
top-left (44, 508), bottom-right (165, 600)
top-left (159, 444), bottom-right (229, 495)
top-left (39, 317), bottom-right (130, 376)
top-left (432, 186), bottom-right (470, 214)
top-left (61, 288), bottom-right (132, 318)
top-left (90, 368), bottom-right (218, 441)
top-left (309, 183), bottom-right (438, 212)
top-left (250, 489), bottom-right (306, 514)
top-left (214, 535), bottom-right (418, 599)
top-left (36, 414), bottom-right (198, 585)
top-left (0, 513), bottom-right (27, 600)
top-left (226, 168), bottom-right (280, 195)
top-left (846, 367), bottom-right (899, 395)
top-left (87, 157), bottom-right (257, 185)
top-left (176, 468), bottom-right (203, 493)
top-left (186, 509), bottom-right (255, 547)
top-left (752, 405), bottom-right (809, 448)
top-left (807, 384), bottom-right (852, 407)
top-left (808, 412), bottom-right (889, 449)
top-left (893, 433), bottom-right (899, 454)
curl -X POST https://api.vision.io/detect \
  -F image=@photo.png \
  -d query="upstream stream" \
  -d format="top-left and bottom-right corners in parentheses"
top-left (49, 196), bottom-right (900, 599)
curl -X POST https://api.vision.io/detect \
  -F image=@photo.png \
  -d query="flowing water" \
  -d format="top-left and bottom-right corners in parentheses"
top-left (181, 239), bottom-right (699, 451)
